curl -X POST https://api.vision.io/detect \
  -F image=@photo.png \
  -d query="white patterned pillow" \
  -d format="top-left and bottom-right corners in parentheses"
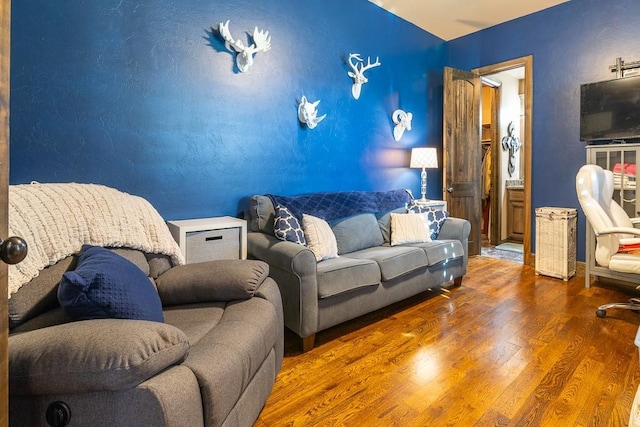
top-left (302, 214), bottom-right (339, 261)
top-left (390, 213), bottom-right (431, 246)
top-left (406, 202), bottom-right (449, 240)
top-left (274, 205), bottom-right (306, 245)
top-left (425, 208), bottom-right (449, 239)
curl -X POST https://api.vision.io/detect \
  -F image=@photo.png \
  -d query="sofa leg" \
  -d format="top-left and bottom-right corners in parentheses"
top-left (302, 334), bottom-right (315, 353)
top-left (453, 276), bottom-right (463, 287)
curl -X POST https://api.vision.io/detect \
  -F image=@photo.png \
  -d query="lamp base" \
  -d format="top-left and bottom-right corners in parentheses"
top-left (420, 168), bottom-right (428, 202)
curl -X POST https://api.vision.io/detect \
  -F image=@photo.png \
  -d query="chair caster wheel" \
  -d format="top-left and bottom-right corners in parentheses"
top-left (596, 309), bottom-right (607, 318)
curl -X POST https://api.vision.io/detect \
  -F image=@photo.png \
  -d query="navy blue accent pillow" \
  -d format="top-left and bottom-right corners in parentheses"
top-left (273, 204), bottom-right (307, 246)
top-left (57, 245), bottom-right (164, 322)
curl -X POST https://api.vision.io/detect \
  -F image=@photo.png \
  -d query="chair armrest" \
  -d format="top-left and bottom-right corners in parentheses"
top-left (597, 227), bottom-right (640, 237)
top-left (9, 319), bottom-right (189, 395)
top-left (156, 259), bottom-right (269, 305)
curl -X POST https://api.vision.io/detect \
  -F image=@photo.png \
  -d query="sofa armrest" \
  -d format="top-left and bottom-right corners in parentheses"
top-left (10, 319), bottom-right (189, 395)
top-left (436, 217), bottom-right (471, 243)
top-left (248, 232), bottom-right (316, 272)
top-left (156, 259), bottom-right (269, 305)
top-left (436, 217), bottom-right (471, 273)
top-left (247, 232), bottom-right (319, 339)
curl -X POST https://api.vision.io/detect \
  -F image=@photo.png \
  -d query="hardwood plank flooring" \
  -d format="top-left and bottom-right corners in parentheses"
top-left (256, 256), bottom-right (640, 426)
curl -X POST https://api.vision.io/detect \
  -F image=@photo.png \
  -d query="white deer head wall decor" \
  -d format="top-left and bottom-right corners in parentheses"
top-left (392, 109), bottom-right (413, 141)
top-left (218, 20), bottom-right (271, 73)
top-left (298, 96), bottom-right (326, 130)
top-left (347, 53), bottom-right (381, 99)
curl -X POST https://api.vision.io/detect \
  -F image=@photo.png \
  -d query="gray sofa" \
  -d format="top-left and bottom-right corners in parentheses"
top-left (245, 190), bottom-right (470, 352)
top-left (7, 183), bottom-right (283, 427)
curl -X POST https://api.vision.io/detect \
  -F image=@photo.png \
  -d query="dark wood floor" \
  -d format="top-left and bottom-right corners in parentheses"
top-left (256, 256), bottom-right (640, 426)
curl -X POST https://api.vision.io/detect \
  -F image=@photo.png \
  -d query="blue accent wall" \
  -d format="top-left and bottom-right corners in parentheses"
top-left (10, 0), bottom-right (445, 220)
top-left (447, 0), bottom-right (640, 261)
top-left (12, 0), bottom-right (640, 262)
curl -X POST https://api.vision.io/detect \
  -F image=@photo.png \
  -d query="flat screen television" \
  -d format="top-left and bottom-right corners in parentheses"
top-left (580, 75), bottom-right (640, 142)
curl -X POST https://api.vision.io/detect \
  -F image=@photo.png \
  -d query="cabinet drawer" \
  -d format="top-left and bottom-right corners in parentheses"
top-left (185, 227), bottom-right (240, 263)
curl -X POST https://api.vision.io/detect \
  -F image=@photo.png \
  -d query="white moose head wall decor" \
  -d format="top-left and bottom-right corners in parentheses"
top-left (298, 96), bottom-right (327, 130)
top-left (347, 53), bottom-right (381, 100)
top-left (392, 109), bottom-right (413, 141)
top-left (218, 20), bottom-right (271, 73)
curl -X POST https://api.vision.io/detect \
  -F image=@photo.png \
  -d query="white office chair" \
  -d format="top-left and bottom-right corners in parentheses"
top-left (576, 164), bottom-right (640, 317)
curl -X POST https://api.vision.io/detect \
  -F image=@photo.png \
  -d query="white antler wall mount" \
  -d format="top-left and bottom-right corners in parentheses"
top-left (218, 20), bottom-right (271, 73)
top-left (347, 53), bottom-right (381, 99)
top-left (298, 96), bottom-right (326, 129)
top-left (392, 109), bottom-right (413, 141)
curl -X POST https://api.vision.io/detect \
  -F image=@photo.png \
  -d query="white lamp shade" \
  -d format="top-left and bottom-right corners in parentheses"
top-left (410, 147), bottom-right (438, 169)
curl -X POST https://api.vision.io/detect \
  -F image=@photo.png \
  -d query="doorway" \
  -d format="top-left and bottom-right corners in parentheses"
top-left (475, 56), bottom-right (532, 266)
top-left (479, 67), bottom-right (526, 264)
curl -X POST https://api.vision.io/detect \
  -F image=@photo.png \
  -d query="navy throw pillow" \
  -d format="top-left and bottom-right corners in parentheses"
top-left (273, 204), bottom-right (307, 246)
top-left (58, 245), bottom-right (163, 322)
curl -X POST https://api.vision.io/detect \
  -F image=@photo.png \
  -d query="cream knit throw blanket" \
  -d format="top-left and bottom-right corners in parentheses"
top-left (8, 182), bottom-right (185, 298)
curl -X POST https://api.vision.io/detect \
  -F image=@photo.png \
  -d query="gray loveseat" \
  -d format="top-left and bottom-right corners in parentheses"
top-left (7, 183), bottom-right (284, 427)
top-left (245, 190), bottom-right (470, 352)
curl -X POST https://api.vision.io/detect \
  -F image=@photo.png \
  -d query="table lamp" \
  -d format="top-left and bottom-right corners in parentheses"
top-left (410, 147), bottom-right (438, 202)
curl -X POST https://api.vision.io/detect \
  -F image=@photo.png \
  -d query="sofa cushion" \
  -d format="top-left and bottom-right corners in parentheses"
top-left (331, 213), bottom-right (384, 254)
top-left (156, 260), bottom-right (269, 305)
top-left (390, 213), bottom-right (431, 246)
top-left (8, 256), bottom-right (75, 330)
top-left (248, 195), bottom-right (276, 234)
top-left (345, 246), bottom-right (428, 281)
top-left (146, 253), bottom-right (173, 278)
top-left (9, 307), bottom-right (72, 334)
top-left (303, 214), bottom-right (339, 262)
top-left (9, 319), bottom-right (189, 395)
top-left (168, 295), bottom-right (281, 427)
top-left (57, 245), bottom-right (164, 322)
top-left (409, 239), bottom-right (465, 266)
top-left (316, 257), bottom-right (381, 299)
top-left (274, 204), bottom-right (307, 245)
top-left (377, 207), bottom-right (406, 245)
top-left (109, 248), bottom-right (151, 276)
top-left (163, 304), bottom-right (225, 344)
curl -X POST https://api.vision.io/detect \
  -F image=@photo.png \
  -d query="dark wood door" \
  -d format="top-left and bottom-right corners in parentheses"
top-left (443, 67), bottom-right (482, 256)
top-left (1, 0), bottom-right (9, 425)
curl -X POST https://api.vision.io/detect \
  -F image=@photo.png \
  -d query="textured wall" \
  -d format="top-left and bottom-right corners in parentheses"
top-left (10, 0), bottom-right (445, 220)
top-left (447, 0), bottom-right (640, 260)
top-left (14, 0), bottom-right (628, 261)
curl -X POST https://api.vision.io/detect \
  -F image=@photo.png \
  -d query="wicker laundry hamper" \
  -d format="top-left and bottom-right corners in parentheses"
top-left (535, 207), bottom-right (577, 281)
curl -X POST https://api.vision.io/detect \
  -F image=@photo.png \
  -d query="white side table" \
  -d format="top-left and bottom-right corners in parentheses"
top-left (413, 199), bottom-right (447, 211)
top-left (167, 216), bottom-right (247, 264)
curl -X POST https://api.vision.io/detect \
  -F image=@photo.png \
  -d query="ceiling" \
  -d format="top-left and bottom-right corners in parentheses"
top-left (369, 0), bottom-right (570, 41)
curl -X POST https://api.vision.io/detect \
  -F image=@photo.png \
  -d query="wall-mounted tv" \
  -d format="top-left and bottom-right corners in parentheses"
top-left (580, 75), bottom-right (640, 142)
